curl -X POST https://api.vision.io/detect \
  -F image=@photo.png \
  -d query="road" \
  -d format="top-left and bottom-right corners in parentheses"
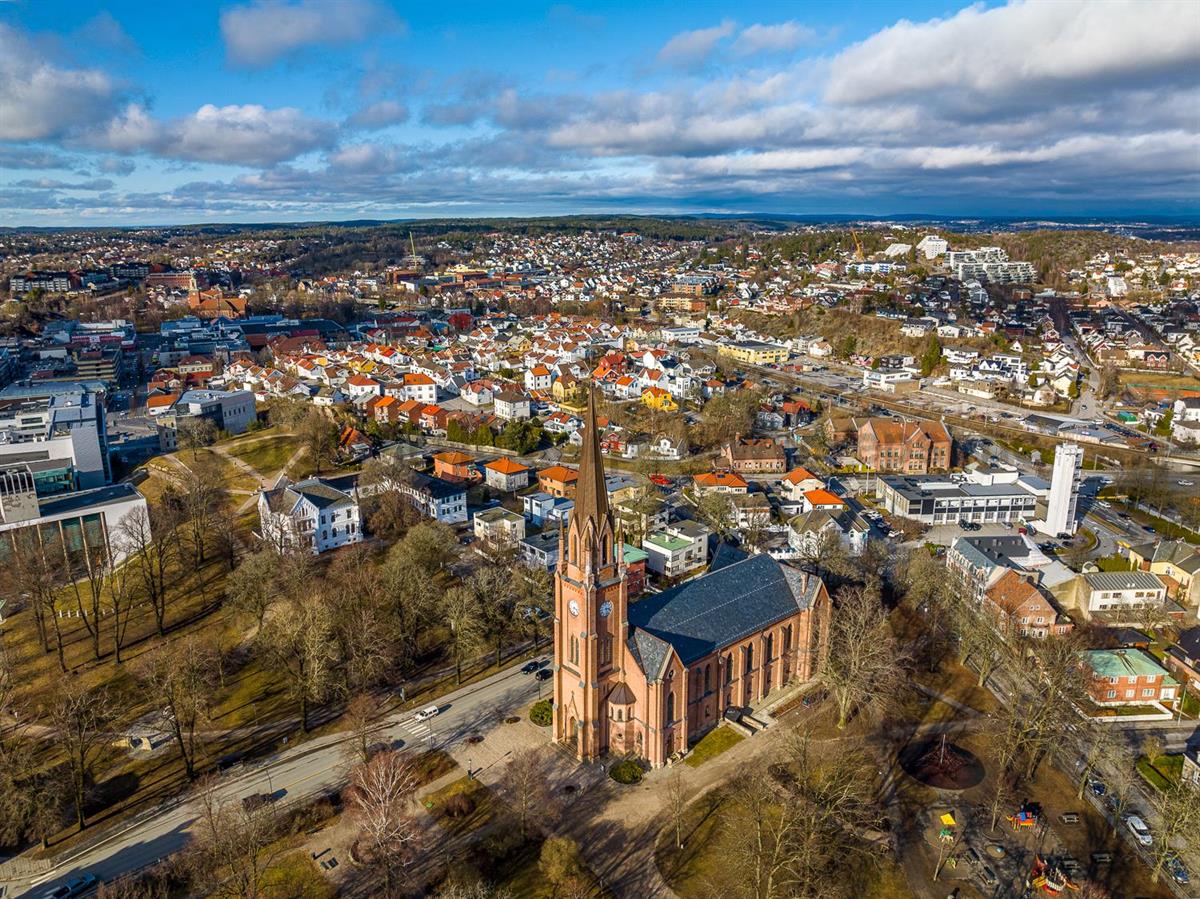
top-left (5, 659), bottom-right (547, 898)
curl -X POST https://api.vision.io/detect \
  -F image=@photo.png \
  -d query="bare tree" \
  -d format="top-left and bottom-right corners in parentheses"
top-left (666, 767), bottom-right (688, 851)
top-left (299, 408), bottom-right (340, 475)
top-left (502, 747), bottom-right (547, 840)
top-left (223, 548), bottom-right (281, 630)
top-left (169, 455), bottom-right (228, 567)
top-left (343, 693), bottom-right (382, 765)
top-left (176, 417), bottom-right (218, 460)
top-left (10, 529), bottom-right (69, 671)
top-left (820, 584), bottom-right (908, 729)
top-left (136, 637), bottom-right (219, 780)
top-left (108, 539), bottom-right (140, 664)
top-left (185, 775), bottom-right (282, 899)
top-left (49, 682), bottom-right (113, 830)
top-left (120, 505), bottom-right (178, 636)
top-left (1148, 782), bottom-right (1200, 884)
top-left (65, 541), bottom-right (108, 661)
top-left (443, 584), bottom-right (485, 685)
top-left (258, 593), bottom-right (340, 733)
top-left (347, 749), bottom-right (423, 895)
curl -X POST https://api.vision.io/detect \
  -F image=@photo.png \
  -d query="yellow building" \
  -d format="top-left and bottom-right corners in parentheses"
top-left (641, 386), bottom-right (679, 412)
top-left (718, 340), bottom-right (789, 365)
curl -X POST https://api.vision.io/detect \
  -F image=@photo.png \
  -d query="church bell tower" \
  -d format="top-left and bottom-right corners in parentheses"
top-left (552, 386), bottom-right (628, 761)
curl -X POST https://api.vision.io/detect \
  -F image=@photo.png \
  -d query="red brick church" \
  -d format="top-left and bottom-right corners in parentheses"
top-left (552, 392), bottom-right (833, 767)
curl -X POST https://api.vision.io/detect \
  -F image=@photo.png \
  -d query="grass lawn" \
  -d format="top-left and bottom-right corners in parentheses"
top-left (177, 446), bottom-right (260, 491)
top-left (1095, 553), bottom-right (1134, 572)
top-left (260, 851), bottom-right (335, 899)
top-left (424, 776), bottom-right (497, 836)
top-left (1137, 754), bottom-right (1184, 791)
top-left (227, 434), bottom-right (301, 476)
top-left (683, 726), bottom-right (744, 768)
top-left (1183, 691), bottom-right (1200, 718)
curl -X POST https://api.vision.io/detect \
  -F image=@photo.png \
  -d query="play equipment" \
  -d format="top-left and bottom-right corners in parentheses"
top-left (1006, 801), bottom-right (1041, 831)
top-left (1029, 856), bottom-right (1080, 894)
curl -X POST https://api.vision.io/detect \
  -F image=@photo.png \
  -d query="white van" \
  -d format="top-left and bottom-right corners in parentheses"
top-left (413, 705), bottom-right (440, 723)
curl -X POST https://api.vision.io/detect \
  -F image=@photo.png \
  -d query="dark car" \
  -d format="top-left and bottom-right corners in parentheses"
top-left (521, 660), bottom-right (543, 674)
top-left (241, 792), bottom-right (274, 812)
top-left (534, 668), bottom-right (553, 681)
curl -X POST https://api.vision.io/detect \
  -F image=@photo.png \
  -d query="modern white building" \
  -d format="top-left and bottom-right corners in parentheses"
top-left (159, 388), bottom-right (256, 450)
top-left (642, 520), bottom-right (710, 578)
top-left (1038, 442), bottom-right (1083, 537)
top-left (0, 388), bottom-right (110, 489)
top-left (258, 477), bottom-right (363, 554)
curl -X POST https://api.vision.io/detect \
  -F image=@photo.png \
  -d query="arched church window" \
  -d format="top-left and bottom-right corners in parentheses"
top-left (570, 636), bottom-right (579, 664)
top-left (765, 633), bottom-right (774, 661)
top-left (744, 644), bottom-right (754, 674)
top-left (704, 664), bottom-right (712, 693)
top-left (724, 654), bottom-right (733, 684)
top-left (783, 624), bottom-right (793, 653)
top-left (666, 691), bottom-right (675, 724)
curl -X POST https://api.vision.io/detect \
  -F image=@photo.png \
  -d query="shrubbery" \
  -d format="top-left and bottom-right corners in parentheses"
top-left (529, 699), bottom-right (553, 726)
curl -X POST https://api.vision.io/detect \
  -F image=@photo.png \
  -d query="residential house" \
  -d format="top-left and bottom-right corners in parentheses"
top-left (1062, 571), bottom-right (1172, 623)
top-left (641, 386), bottom-right (679, 412)
top-left (642, 520), bottom-right (710, 578)
top-left (722, 437), bottom-right (786, 474)
top-left (1164, 627), bottom-right (1200, 697)
top-left (692, 471), bottom-right (749, 495)
top-left (494, 390), bottom-right (532, 421)
top-left (983, 569), bottom-right (1073, 639)
top-left (397, 470), bottom-right (468, 524)
top-left (433, 450), bottom-right (477, 483)
top-left (472, 507), bottom-right (526, 555)
top-left (483, 456), bottom-right (531, 492)
top-left (538, 464), bottom-right (578, 498)
top-left (1081, 648), bottom-right (1178, 708)
top-left (1128, 539), bottom-right (1200, 606)
top-left (258, 477), bottom-right (362, 555)
top-left (787, 508), bottom-right (870, 558)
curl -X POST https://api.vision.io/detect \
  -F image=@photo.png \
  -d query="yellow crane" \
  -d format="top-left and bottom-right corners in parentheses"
top-left (850, 228), bottom-right (865, 261)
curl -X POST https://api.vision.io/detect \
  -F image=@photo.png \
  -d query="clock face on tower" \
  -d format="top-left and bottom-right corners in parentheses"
top-left (568, 599), bottom-right (580, 616)
top-left (599, 601), bottom-right (613, 618)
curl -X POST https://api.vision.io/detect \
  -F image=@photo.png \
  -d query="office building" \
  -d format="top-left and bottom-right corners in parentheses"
top-left (0, 389), bottom-right (110, 489)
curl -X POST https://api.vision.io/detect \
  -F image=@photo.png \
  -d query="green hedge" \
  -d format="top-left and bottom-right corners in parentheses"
top-left (529, 700), bottom-right (553, 727)
top-left (609, 759), bottom-right (644, 785)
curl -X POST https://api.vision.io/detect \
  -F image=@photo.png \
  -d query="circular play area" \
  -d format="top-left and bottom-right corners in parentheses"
top-left (899, 737), bottom-right (985, 790)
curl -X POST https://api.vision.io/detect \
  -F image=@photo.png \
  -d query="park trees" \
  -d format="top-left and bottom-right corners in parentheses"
top-left (820, 583), bottom-right (908, 729)
top-left (136, 637), bottom-right (220, 781)
top-left (119, 504), bottom-right (179, 636)
top-left (258, 593), bottom-right (340, 733)
top-left (347, 749), bottom-right (423, 895)
top-left (49, 681), bottom-right (114, 830)
top-left (1148, 781), bottom-right (1200, 884)
top-left (501, 747), bottom-right (549, 840)
top-left (185, 777), bottom-right (282, 899)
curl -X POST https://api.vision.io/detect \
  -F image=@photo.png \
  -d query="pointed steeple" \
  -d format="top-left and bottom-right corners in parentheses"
top-left (574, 384), bottom-right (610, 530)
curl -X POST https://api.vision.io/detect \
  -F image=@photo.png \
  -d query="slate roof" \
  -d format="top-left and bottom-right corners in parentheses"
top-left (626, 552), bottom-right (820, 672)
top-left (262, 477), bottom-right (355, 513)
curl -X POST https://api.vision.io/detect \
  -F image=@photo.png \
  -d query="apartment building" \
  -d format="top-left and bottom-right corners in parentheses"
top-left (857, 418), bottom-right (951, 474)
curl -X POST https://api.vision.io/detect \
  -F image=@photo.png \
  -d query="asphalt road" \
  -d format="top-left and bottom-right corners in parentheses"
top-left (8, 658), bottom-right (547, 898)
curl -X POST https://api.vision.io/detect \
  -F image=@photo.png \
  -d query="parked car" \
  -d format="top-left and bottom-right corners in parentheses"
top-left (413, 705), bottom-right (440, 723)
top-left (1124, 814), bottom-right (1153, 846)
top-left (1168, 853), bottom-right (1190, 885)
top-left (241, 792), bottom-right (273, 812)
top-left (1088, 778), bottom-right (1107, 797)
top-left (521, 660), bottom-right (542, 674)
top-left (535, 668), bottom-right (553, 682)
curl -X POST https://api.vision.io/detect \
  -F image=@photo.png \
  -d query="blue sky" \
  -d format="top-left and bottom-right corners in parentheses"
top-left (0, 0), bottom-right (1197, 225)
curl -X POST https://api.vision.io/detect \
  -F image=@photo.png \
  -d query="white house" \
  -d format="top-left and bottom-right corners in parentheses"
top-left (258, 477), bottom-right (362, 555)
top-left (483, 456), bottom-right (531, 492)
top-left (642, 520), bottom-right (710, 577)
top-left (494, 390), bottom-right (532, 421)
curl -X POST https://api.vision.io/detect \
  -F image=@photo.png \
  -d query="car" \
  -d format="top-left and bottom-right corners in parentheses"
top-left (241, 792), bottom-right (273, 812)
top-left (1167, 853), bottom-right (1191, 885)
top-left (1088, 778), bottom-right (1107, 797)
top-left (521, 660), bottom-right (543, 674)
top-left (1124, 814), bottom-right (1153, 846)
top-left (535, 668), bottom-right (553, 681)
top-left (413, 705), bottom-right (440, 723)
top-left (1179, 480), bottom-right (1195, 487)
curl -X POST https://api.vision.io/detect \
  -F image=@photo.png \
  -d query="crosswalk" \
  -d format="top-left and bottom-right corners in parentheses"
top-left (390, 714), bottom-right (437, 750)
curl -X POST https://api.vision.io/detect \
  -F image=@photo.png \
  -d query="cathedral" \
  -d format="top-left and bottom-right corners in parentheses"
top-left (552, 391), bottom-right (832, 768)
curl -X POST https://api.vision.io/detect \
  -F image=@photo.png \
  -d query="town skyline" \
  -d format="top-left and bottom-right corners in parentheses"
top-left (1, 0), bottom-right (1198, 226)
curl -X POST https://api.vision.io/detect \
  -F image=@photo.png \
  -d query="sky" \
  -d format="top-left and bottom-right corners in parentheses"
top-left (0, 0), bottom-right (1197, 226)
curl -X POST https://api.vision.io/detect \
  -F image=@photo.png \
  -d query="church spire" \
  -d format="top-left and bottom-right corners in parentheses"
top-left (574, 383), bottom-right (610, 532)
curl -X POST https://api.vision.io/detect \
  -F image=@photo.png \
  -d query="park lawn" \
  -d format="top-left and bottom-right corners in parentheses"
top-left (683, 726), bottom-right (743, 768)
top-left (227, 434), bottom-right (301, 477)
top-left (493, 838), bottom-right (614, 899)
top-left (1137, 754), bottom-right (1184, 792)
top-left (424, 775), bottom-right (497, 836)
top-left (1183, 691), bottom-right (1200, 718)
top-left (176, 446), bottom-right (259, 492)
top-left (260, 851), bottom-right (335, 899)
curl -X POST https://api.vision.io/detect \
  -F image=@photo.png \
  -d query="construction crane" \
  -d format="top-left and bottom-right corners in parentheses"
top-left (850, 228), bottom-right (865, 261)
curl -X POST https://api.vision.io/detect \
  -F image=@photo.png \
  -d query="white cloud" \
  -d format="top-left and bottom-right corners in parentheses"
top-left (657, 21), bottom-right (735, 67)
top-left (220, 0), bottom-right (399, 67)
top-left (0, 24), bottom-right (122, 141)
top-left (347, 100), bottom-right (410, 129)
top-left (827, 0), bottom-right (1200, 105)
top-left (733, 22), bottom-right (816, 56)
top-left (86, 102), bottom-right (336, 166)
